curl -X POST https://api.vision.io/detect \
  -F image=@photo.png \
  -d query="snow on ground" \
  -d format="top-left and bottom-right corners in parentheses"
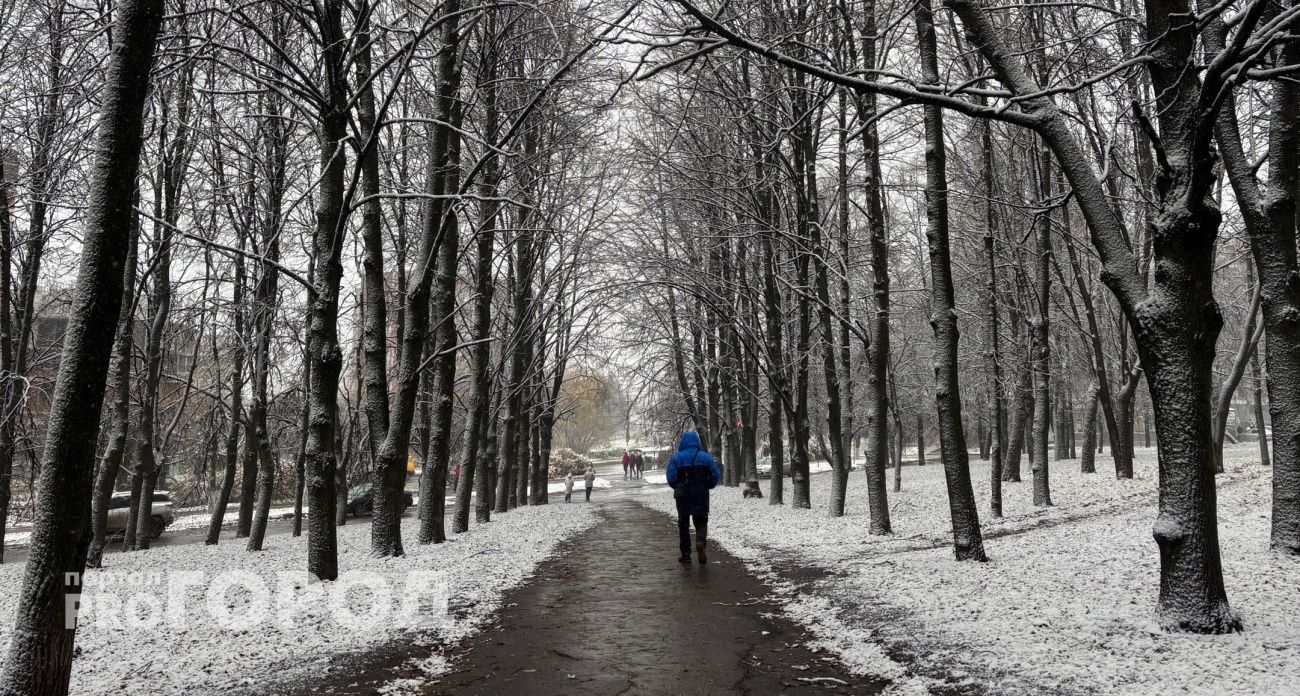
top-left (0, 502), bottom-right (597, 695)
top-left (3, 506), bottom-right (303, 549)
top-left (641, 444), bottom-right (1297, 695)
top-left (170, 505), bottom-right (302, 532)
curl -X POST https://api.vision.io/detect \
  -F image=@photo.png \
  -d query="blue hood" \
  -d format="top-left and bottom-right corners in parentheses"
top-left (667, 431), bottom-right (720, 491)
top-left (678, 431), bottom-right (702, 451)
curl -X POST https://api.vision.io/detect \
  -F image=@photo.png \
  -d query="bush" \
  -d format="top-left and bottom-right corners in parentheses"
top-left (549, 448), bottom-right (592, 477)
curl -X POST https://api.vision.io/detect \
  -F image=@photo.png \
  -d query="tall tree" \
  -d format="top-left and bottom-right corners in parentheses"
top-left (303, 0), bottom-right (351, 581)
top-left (0, 0), bottom-right (164, 690)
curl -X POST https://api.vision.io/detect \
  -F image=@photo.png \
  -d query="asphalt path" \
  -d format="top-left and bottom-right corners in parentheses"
top-left (289, 495), bottom-right (883, 695)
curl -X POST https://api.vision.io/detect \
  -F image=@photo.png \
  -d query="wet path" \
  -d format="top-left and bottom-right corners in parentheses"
top-left (426, 499), bottom-right (883, 695)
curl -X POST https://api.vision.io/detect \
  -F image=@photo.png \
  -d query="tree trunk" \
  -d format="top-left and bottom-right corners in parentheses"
top-left (762, 259), bottom-right (786, 507)
top-left (915, 414), bottom-right (925, 467)
top-left (916, 0), bottom-right (986, 560)
top-left (292, 359), bottom-right (310, 537)
top-left (1080, 383), bottom-right (1099, 474)
top-left (1062, 224), bottom-right (1128, 478)
top-left (1209, 14), bottom-right (1300, 550)
top-left (1003, 369), bottom-right (1030, 481)
top-left (979, 114), bottom-right (1004, 518)
top-left (1251, 350), bottom-right (1270, 468)
top-left (370, 0), bottom-right (461, 555)
top-left (449, 22), bottom-right (495, 534)
top-left (88, 220), bottom-right (139, 566)
top-left (1029, 143), bottom-right (1053, 507)
top-left (303, 0), bottom-right (350, 581)
top-left (820, 99), bottom-right (849, 517)
top-left (235, 424), bottom-right (257, 538)
top-left (1211, 290), bottom-right (1262, 474)
top-left (247, 64), bottom-right (287, 551)
top-left (206, 259), bottom-right (245, 545)
top-left (335, 409), bottom-right (354, 527)
top-left (0, 0), bottom-right (163, 689)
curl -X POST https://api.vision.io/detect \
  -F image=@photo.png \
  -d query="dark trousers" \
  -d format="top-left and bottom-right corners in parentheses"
top-left (564, 491), bottom-right (572, 502)
top-left (675, 497), bottom-right (708, 557)
top-left (585, 486), bottom-right (592, 501)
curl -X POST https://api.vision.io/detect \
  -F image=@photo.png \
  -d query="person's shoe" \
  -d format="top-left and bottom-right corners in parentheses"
top-left (678, 555), bottom-right (691, 564)
top-left (695, 541), bottom-right (707, 564)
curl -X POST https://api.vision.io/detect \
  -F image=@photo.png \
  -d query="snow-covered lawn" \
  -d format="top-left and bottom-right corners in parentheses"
top-left (0, 502), bottom-right (597, 695)
top-left (170, 505), bottom-right (302, 532)
top-left (3, 506), bottom-right (303, 549)
top-left (642, 444), bottom-right (1297, 695)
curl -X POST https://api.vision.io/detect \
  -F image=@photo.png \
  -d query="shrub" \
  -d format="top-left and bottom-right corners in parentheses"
top-left (549, 447), bottom-right (592, 477)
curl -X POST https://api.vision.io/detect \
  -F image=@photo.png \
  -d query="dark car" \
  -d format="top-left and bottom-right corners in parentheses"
top-left (346, 483), bottom-right (414, 517)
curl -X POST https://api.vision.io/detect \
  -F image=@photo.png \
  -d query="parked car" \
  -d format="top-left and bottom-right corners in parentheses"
top-left (105, 490), bottom-right (176, 539)
top-left (756, 456), bottom-right (772, 479)
top-left (346, 483), bottom-right (414, 517)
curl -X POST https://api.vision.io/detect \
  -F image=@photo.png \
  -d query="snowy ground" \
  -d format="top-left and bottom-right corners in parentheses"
top-left (2, 478), bottom-right (614, 550)
top-left (2, 506), bottom-right (303, 549)
top-left (0, 502), bottom-right (597, 695)
top-left (641, 444), bottom-right (1298, 695)
top-left (171, 505), bottom-right (301, 532)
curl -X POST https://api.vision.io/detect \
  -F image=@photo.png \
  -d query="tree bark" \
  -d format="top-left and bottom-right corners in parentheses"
top-left (1080, 382), bottom-right (1099, 474)
top-left (0, 0), bottom-right (163, 689)
top-left (369, 0), bottom-right (461, 556)
top-left (88, 215), bottom-right (140, 566)
top-left (292, 357), bottom-right (310, 537)
top-left (820, 98), bottom-right (850, 517)
top-left (788, 100), bottom-right (815, 510)
top-left (1209, 5), bottom-right (1300, 551)
top-left (207, 256), bottom-right (245, 545)
top-left (304, 0), bottom-right (350, 581)
top-left (450, 29), bottom-right (498, 534)
top-left (246, 80), bottom-right (286, 551)
top-left (1029, 142), bottom-right (1053, 507)
top-left (917, 0), bottom-right (985, 561)
top-left (1251, 349), bottom-right (1270, 468)
top-left (981, 117), bottom-right (1004, 518)
top-left (1211, 290), bottom-right (1262, 474)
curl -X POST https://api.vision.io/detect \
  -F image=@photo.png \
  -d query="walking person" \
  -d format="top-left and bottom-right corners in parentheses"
top-left (564, 472), bottom-right (575, 503)
top-left (584, 467), bottom-right (595, 501)
top-left (666, 432), bottom-right (721, 564)
top-left (621, 450), bottom-right (631, 480)
top-left (634, 450), bottom-right (644, 478)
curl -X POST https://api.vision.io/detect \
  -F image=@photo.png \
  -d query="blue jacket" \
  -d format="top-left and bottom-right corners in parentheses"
top-left (666, 432), bottom-right (721, 490)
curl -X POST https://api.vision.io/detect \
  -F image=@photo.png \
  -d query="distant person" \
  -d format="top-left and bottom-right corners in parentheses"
top-left (634, 451), bottom-right (644, 478)
top-left (584, 467), bottom-right (596, 501)
top-left (564, 472), bottom-right (575, 503)
top-left (666, 432), bottom-right (721, 564)
top-left (622, 450), bottom-right (631, 480)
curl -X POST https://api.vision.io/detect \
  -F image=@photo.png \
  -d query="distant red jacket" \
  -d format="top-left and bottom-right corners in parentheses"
top-left (622, 453), bottom-right (631, 467)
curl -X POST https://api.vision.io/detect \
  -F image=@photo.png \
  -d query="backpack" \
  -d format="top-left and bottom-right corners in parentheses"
top-left (673, 450), bottom-right (701, 500)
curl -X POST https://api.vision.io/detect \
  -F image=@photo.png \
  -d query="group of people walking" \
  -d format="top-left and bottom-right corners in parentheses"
top-left (563, 468), bottom-right (597, 503)
top-left (622, 450), bottom-right (645, 479)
